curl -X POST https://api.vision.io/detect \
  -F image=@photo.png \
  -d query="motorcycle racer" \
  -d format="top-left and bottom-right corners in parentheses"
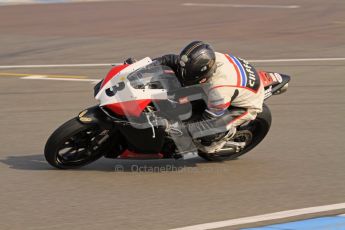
top-left (45, 46), bottom-right (290, 168)
top-left (154, 41), bottom-right (265, 153)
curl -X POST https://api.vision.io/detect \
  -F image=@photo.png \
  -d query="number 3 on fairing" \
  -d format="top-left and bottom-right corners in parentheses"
top-left (105, 82), bottom-right (125, 97)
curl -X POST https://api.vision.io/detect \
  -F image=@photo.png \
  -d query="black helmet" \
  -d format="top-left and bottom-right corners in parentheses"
top-left (178, 41), bottom-right (216, 86)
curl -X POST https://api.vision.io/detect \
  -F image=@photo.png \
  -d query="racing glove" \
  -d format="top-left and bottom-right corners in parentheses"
top-left (124, 57), bottom-right (137, 64)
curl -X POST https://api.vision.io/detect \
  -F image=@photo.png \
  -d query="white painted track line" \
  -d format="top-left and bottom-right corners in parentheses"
top-left (0, 63), bottom-right (119, 69)
top-left (1, 58), bottom-right (345, 69)
top-left (249, 57), bottom-right (345, 63)
top-left (182, 3), bottom-right (300, 9)
top-left (0, 0), bottom-right (136, 7)
top-left (170, 202), bottom-right (345, 230)
top-left (21, 75), bottom-right (100, 83)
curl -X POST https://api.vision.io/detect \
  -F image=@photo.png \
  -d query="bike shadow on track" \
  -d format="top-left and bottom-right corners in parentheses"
top-left (0, 154), bottom-right (227, 172)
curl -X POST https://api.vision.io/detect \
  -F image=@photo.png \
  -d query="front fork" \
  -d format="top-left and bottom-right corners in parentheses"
top-left (78, 106), bottom-right (124, 158)
top-left (77, 105), bottom-right (113, 129)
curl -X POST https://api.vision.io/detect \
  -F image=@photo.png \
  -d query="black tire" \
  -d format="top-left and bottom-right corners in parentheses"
top-left (45, 118), bottom-right (111, 169)
top-left (198, 103), bottom-right (272, 161)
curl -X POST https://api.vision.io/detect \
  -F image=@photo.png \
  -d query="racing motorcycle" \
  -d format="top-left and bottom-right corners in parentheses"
top-left (44, 57), bottom-right (290, 169)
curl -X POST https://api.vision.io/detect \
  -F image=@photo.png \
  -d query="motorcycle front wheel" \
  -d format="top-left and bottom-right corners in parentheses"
top-left (44, 118), bottom-right (111, 169)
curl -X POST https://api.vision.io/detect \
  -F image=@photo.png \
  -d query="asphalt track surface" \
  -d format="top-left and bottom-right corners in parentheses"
top-left (0, 0), bottom-right (345, 229)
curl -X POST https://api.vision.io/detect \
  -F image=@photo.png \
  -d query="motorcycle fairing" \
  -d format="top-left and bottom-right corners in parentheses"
top-left (95, 57), bottom-right (169, 117)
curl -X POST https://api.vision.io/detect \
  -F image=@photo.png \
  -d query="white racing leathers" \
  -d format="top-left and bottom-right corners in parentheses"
top-left (186, 52), bottom-right (265, 140)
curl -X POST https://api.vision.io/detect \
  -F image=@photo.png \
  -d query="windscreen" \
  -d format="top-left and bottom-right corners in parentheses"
top-left (127, 62), bottom-right (181, 91)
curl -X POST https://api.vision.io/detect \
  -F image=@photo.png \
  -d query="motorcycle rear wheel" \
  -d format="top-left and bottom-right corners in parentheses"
top-left (198, 103), bottom-right (272, 161)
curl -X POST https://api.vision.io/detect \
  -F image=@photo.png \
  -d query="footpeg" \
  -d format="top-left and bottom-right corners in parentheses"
top-left (224, 141), bottom-right (246, 152)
